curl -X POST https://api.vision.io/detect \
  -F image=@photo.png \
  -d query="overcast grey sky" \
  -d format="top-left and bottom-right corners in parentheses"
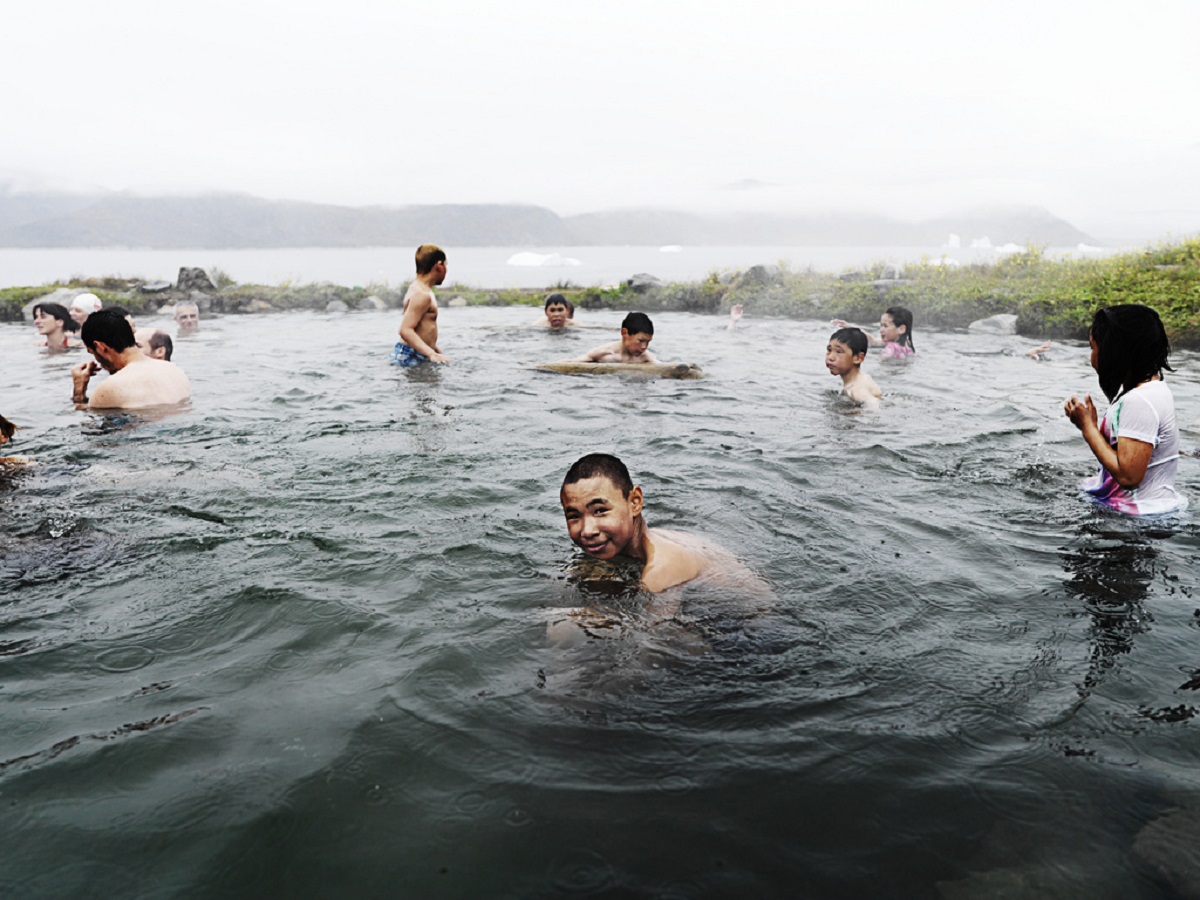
top-left (3, 1), bottom-right (1197, 241)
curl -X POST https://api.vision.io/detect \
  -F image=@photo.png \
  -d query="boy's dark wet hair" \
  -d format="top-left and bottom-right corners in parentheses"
top-left (544, 292), bottom-right (574, 314)
top-left (1091, 304), bottom-right (1172, 401)
top-left (830, 327), bottom-right (868, 356)
top-left (106, 305), bottom-right (132, 320)
top-left (0, 414), bottom-right (16, 443)
top-left (563, 453), bottom-right (635, 498)
top-left (33, 302), bottom-right (79, 333)
top-left (621, 312), bottom-right (653, 335)
top-left (81, 309), bottom-right (137, 352)
top-left (886, 305), bottom-right (915, 351)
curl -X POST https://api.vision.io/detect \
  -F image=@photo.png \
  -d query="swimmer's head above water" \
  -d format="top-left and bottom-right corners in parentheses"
top-left (620, 312), bottom-right (654, 359)
top-left (561, 453), bottom-right (644, 562)
top-left (826, 327), bottom-right (868, 375)
top-left (544, 293), bottom-right (574, 328)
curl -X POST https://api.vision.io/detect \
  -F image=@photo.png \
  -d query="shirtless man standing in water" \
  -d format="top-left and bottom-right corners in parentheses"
top-left (71, 310), bottom-right (191, 409)
top-left (392, 244), bottom-right (449, 366)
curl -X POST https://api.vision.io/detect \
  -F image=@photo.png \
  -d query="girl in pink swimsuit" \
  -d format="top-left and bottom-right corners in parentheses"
top-left (830, 306), bottom-right (915, 359)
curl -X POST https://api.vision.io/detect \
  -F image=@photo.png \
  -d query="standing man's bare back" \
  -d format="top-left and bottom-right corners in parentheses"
top-left (393, 244), bottom-right (450, 367)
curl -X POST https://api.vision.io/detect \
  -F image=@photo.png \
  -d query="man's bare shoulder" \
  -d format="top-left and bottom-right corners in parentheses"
top-left (92, 359), bottom-right (191, 409)
top-left (403, 280), bottom-right (434, 306)
top-left (646, 528), bottom-right (772, 595)
top-left (844, 372), bottom-right (881, 402)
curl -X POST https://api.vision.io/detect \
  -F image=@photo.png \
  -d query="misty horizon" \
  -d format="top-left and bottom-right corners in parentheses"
top-left (4, 1), bottom-right (1199, 246)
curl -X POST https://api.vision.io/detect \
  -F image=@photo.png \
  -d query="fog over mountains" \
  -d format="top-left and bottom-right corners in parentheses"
top-left (0, 187), bottom-right (1096, 249)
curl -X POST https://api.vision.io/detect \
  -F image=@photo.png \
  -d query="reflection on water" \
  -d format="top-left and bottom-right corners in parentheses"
top-left (1, 307), bottom-right (1199, 897)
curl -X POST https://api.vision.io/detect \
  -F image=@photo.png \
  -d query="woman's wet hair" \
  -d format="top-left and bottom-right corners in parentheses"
top-left (830, 327), bottom-right (869, 356)
top-left (33, 303), bottom-right (79, 332)
top-left (885, 306), bottom-right (915, 351)
top-left (563, 453), bottom-right (635, 498)
top-left (80, 309), bottom-right (137, 352)
top-left (621, 312), bottom-right (654, 335)
top-left (1091, 304), bottom-right (1172, 401)
top-left (0, 414), bottom-right (16, 443)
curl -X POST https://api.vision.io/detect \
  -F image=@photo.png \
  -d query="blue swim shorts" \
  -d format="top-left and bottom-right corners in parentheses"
top-left (391, 342), bottom-right (429, 367)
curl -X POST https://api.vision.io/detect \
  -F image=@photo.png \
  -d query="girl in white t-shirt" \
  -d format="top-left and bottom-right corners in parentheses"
top-left (1064, 304), bottom-right (1186, 515)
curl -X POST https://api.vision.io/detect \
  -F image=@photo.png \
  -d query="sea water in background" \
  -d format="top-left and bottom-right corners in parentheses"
top-left (0, 243), bottom-right (1117, 290)
top-left (1, 307), bottom-right (1198, 897)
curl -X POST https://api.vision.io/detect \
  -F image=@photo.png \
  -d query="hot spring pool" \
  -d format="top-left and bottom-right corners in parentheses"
top-left (2, 306), bottom-right (1200, 897)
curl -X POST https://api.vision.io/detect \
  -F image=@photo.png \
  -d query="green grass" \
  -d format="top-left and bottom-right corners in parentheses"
top-left (6, 238), bottom-right (1200, 345)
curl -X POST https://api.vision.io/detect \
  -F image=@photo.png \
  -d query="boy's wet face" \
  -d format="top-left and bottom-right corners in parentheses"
top-left (546, 302), bottom-right (570, 327)
top-left (561, 476), bottom-right (643, 560)
top-left (620, 329), bottom-right (653, 358)
top-left (825, 339), bottom-right (863, 376)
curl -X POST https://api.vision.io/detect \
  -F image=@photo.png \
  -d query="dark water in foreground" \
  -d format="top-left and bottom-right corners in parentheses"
top-left (2, 308), bottom-right (1200, 898)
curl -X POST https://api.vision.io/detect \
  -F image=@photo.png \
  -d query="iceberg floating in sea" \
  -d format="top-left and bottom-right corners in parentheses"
top-left (506, 251), bottom-right (583, 268)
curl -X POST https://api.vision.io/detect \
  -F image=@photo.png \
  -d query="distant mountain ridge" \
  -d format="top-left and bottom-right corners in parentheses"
top-left (0, 187), bottom-right (1097, 248)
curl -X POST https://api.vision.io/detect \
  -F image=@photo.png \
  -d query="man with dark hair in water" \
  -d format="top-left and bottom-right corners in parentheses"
top-left (71, 310), bottom-right (191, 409)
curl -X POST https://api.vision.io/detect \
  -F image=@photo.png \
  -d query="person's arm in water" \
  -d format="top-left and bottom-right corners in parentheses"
top-left (1064, 394), bottom-right (1154, 488)
top-left (398, 290), bottom-right (448, 363)
top-left (727, 304), bottom-right (743, 331)
top-left (1025, 340), bottom-right (1053, 360)
top-left (573, 342), bottom-right (615, 362)
top-left (71, 360), bottom-right (99, 408)
top-left (829, 319), bottom-right (884, 347)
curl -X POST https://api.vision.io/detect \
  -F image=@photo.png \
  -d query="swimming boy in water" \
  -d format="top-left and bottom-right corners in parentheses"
top-left (392, 244), bottom-right (449, 366)
top-left (538, 293), bottom-right (576, 330)
top-left (560, 453), bottom-right (758, 594)
top-left (826, 327), bottom-right (881, 409)
top-left (574, 312), bottom-right (659, 364)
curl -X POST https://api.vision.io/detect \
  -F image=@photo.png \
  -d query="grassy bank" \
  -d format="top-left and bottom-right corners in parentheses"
top-left (4, 238), bottom-right (1200, 346)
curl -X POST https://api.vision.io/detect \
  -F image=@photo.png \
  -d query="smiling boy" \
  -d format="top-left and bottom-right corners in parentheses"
top-left (561, 454), bottom-right (744, 594)
top-left (574, 312), bottom-right (659, 364)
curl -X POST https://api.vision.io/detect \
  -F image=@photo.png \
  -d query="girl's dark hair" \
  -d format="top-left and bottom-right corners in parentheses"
top-left (885, 306), bottom-right (914, 351)
top-left (0, 414), bottom-right (16, 443)
top-left (1091, 304), bottom-right (1172, 401)
top-left (33, 302), bottom-right (79, 333)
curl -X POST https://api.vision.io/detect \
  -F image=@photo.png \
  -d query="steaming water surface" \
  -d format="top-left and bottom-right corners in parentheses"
top-left (3, 307), bottom-right (1200, 897)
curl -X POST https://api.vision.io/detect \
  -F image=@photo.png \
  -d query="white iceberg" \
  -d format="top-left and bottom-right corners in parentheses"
top-left (506, 251), bottom-right (582, 268)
